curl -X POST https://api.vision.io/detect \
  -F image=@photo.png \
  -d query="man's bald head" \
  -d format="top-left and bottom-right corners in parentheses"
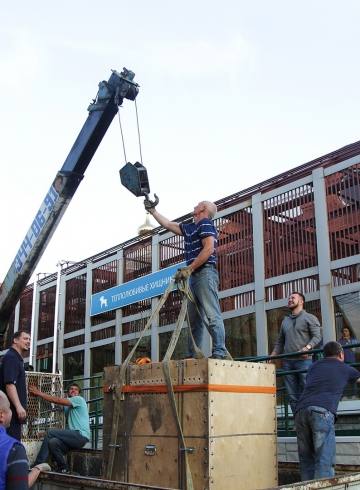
top-left (0, 391), bottom-right (9, 411)
top-left (192, 201), bottom-right (218, 223)
top-left (0, 390), bottom-right (12, 428)
top-left (202, 201), bottom-right (217, 220)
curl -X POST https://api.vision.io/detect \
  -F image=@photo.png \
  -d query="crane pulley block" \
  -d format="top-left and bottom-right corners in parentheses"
top-left (119, 162), bottom-right (151, 199)
top-left (0, 67), bottom-right (139, 341)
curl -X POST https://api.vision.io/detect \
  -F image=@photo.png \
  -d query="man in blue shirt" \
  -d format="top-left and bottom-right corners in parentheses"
top-left (29, 382), bottom-right (90, 474)
top-left (144, 198), bottom-right (227, 359)
top-left (0, 330), bottom-right (31, 441)
top-left (0, 390), bottom-right (50, 490)
top-left (294, 341), bottom-right (360, 481)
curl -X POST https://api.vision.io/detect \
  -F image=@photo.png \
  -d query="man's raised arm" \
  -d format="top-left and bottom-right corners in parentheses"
top-left (28, 385), bottom-right (72, 406)
top-left (144, 197), bottom-right (182, 236)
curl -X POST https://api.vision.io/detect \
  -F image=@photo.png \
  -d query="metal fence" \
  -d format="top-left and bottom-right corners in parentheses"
top-left (235, 342), bottom-right (360, 436)
top-left (24, 372), bottom-right (64, 442)
top-left (61, 342), bottom-right (360, 449)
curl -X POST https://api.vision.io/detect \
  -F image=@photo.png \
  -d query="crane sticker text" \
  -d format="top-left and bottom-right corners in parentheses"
top-left (14, 186), bottom-right (59, 273)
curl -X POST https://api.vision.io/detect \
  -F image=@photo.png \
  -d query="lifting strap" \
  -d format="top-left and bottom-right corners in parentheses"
top-left (106, 277), bottom-right (232, 486)
top-left (106, 279), bottom-right (176, 480)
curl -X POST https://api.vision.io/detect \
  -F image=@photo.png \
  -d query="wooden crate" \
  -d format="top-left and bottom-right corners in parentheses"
top-left (103, 359), bottom-right (277, 490)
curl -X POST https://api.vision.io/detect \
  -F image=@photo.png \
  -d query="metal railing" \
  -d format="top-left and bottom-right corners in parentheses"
top-left (235, 342), bottom-right (360, 436)
top-left (63, 343), bottom-right (360, 448)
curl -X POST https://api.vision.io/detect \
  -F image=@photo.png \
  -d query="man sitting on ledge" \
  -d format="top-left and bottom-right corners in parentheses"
top-left (29, 382), bottom-right (90, 474)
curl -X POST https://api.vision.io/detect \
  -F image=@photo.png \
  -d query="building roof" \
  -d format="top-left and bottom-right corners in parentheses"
top-left (37, 139), bottom-right (360, 286)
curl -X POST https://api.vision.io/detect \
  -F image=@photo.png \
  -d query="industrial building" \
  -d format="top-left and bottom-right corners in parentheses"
top-left (1, 140), bottom-right (360, 385)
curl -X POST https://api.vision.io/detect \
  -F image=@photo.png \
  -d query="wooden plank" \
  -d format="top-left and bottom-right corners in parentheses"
top-left (103, 360), bottom-right (278, 489)
top-left (103, 366), bottom-right (127, 481)
top-left (127, 393), bottom-right (179, 437)
top-left (128, 435), bottom-right (180, 488)
top-left (210, 435), bottom-right (277, 489)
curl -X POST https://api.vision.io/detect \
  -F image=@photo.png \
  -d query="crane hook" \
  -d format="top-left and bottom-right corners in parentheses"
top-left (143, 193), bottom-right (159, 206)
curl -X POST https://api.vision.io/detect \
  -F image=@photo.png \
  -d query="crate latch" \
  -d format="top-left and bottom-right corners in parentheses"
top-left (144, 445), bottom-right (157, 456)
top-left (181, 447), bottom-right (195, 453)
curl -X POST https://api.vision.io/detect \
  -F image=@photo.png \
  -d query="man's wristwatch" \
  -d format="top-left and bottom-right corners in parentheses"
top-left (305, 344), bottom-right (312, 350)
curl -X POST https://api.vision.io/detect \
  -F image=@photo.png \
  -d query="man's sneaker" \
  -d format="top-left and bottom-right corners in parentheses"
top-left (58, 469), bottom-right (80, 476)
top-left (208, 354), bottom-right (226, 360)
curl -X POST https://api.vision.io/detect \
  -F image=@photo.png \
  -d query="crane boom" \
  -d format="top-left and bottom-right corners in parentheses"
top-left (0, 68), bottom-right (139, 341)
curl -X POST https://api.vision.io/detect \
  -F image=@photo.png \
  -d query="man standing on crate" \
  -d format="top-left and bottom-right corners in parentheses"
top-left (0, 330), bottom-right (31, 441)
top-left (294, 341), bottom-right (360, 480)
top-left (144, 197), bottom-right (227, 360)
top-left (267, 292), bottom-right (322, 414)
top-left (29, 382), bottom-right (90, 474)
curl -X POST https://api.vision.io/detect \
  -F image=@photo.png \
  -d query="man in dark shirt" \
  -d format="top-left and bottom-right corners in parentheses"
top-left (294, 341), bottom-right (360, 481)
top-left (144, 198), bottom-right (228, 359)
top-left (0, 330), bottom-right (30, 441)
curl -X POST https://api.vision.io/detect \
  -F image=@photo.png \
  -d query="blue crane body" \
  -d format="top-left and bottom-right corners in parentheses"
top-left (0, 68), bottom-right (139, 341)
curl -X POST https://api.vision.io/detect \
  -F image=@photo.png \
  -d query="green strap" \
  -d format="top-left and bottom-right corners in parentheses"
top-left (106, 280), bottom-right (176, 480)
top-left (107, 275), bottom-right (232, 482)
top-left (163, 297), bottom-right (194, 490)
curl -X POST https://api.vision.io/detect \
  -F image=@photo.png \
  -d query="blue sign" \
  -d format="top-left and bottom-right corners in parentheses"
top-left (90, 262), bottom-right (186, 316)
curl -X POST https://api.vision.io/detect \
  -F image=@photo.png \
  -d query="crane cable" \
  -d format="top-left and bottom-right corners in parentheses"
top-left (135, 98), bottom-right (144, 165)
top-left (117, 108), bottom-right (127, 164)
top-left (117, 98), bottom-right (143, 165)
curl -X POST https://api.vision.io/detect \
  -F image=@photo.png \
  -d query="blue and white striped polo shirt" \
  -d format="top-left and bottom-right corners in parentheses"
top-left (179, 218), bottom-right (217, 266)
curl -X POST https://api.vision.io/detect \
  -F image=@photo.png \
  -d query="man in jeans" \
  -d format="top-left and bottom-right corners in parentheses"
top-left (267, 292), bottom-right (322, 414)
top-left (29, 382), bottom-right (90, 474)
top-left (294, 341), bottom-right (360, 480)
top-left (144, 197), bottom-right (227, 359)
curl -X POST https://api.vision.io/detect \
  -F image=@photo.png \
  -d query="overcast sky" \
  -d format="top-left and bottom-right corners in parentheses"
top-left (1, 1), bottom-right (360, 284)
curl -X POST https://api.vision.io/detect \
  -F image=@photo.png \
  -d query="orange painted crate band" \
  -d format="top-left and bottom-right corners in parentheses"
top-left (104, 383), bottom-right (276, 394)
top-left (102, 360), bottom-right (278, 489)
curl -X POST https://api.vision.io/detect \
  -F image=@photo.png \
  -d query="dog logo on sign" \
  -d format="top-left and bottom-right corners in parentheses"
top-left (100, 296), bottom-right (108, 308)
